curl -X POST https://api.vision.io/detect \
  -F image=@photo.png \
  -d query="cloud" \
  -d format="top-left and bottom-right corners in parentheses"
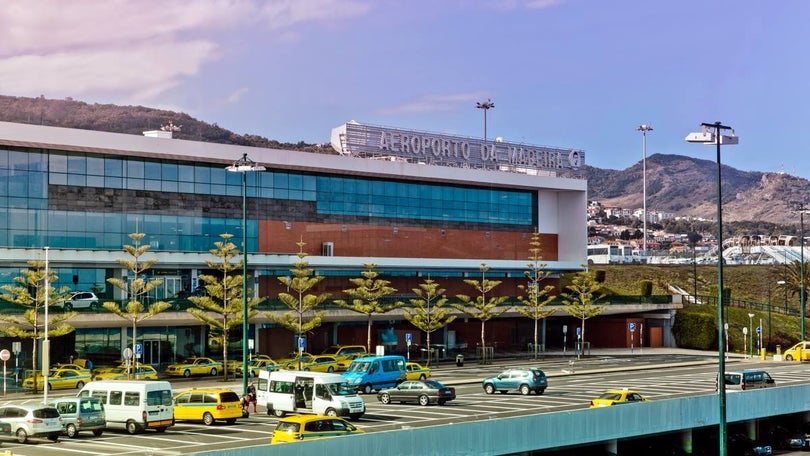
top-left (227, 87), bottom-right (250, 104)
top-left (377, 92), bottom-right (493, 115)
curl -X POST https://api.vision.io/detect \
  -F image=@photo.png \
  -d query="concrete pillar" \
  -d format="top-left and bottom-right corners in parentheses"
top-left (681, 428), bottom-right (693, 454)
top-left (746, 419), bottom-right (757, 441)
top-left (605, 438), bottom-right (617, 455)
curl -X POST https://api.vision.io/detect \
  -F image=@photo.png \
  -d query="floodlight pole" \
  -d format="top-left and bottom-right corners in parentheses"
top-left (226, 153), bottom-right (265, 396)
top-left (476, 99), bottom-right (495, 145)
top-left (686, 121), bottom-right (737, 456)
top-left (637, 124), bottom-right (653, 256)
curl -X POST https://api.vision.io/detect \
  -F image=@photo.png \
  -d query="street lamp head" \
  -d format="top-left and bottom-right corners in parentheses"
top-left (636, 124), bottom-right (653, 132)
top-left (227, 153), bottom-right (266, 172)
top-left (476, 99), bottom-right (495, 110)
top-left (748, 313), bottom-right (754, 318)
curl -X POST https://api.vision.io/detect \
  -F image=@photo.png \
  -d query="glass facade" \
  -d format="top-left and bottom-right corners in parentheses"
top-left (0, 147), bottom-right (535, 252)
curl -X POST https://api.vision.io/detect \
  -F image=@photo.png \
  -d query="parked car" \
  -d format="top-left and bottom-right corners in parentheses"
top-left (320, 345), bottom-right (367, 363)
top-left (51, 363), bottom-right (91, 374)
top-left (336, 353), bottom-right (368, 371)
top-left (482, 368), bottom-right (547, 395)
top-left (51, 396), bottom-right (106, 438)
top-left (286, 355), bottom-right (339, 373)
top-left (589, 389), bottom-right (649, 407)
top-left (93, 365), bottom-right (158, 381)
top-left (59, 291), bottom-right (100, 312)
top-left (173, 388), bottom-right (242, 425)
top-left (236, 359), bottom-right (280, 377)
top-left (377, 380), bottom-right (455, 406)
top-left (270, 415), bottom-right (363, 444)
top-left (165, 357), bottom-right (222, 377)
top-left (23, 368), bottom-right (91, 390)
top-left (783, 341), bottom-right (810, 361)
top-left (405, 362), bottom-right (431, 381)
top-left (0, 404), bottom-right (62, 443)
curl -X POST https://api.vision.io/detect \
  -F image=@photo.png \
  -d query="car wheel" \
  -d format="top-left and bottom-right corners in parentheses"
top-left (210, 368), bottom-right (217, 376)
top-left (92, 429), bottom-right (103, 437)
top-left (304, 367), bottom-right (311, 371)
top-left (325, 408), bottom-right (338, 417)
top-left (379, 393), bottom-right (391, 404)
top-left (66, 423), bottom-right (78, 438)
top-left (273, 408), bottom-right (286, 418)
top-left (419, 374), bottom-right (426, 380)
top-left (48, 433), bottom-right (60, 442)
top-left (520, 384), bottom-right (531, 396)
top-left (203, 412), bottom-right (215, 426)
top-left (126, 420), bottom-right (140, 434)
top-left (89, 302), bottom-right (100, 312)
top-left (76, 380), bottom-right (85, 389)
top-left (327, 366), bottom-right (334, 373)
top-left (63, 303), bottom-right (73, 312)
top-left (183, 369), bottom-right (191, 378)
top-left (363, 384), bottom-right (373, 394)
top-left (786, 355), bottom-right (794, 361)
top-left (484, 384), bottom-right (495, 394)
top-left (16, 428), bottom-right (28, 444)
top-left (418, 395), bottom-right (430, 406)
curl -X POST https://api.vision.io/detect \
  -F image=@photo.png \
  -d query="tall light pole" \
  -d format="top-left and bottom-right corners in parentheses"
top-left (44, 246), bottom-right (50, 404)
top-left (687, 121), bottom-right (738, 456)
top-left (226, 153), bottom-right (265, 396)
top-left (792, 202), bottom-right (808, 341)
top-left (637, 124), bottom-right (653, 256)
top-left (476, 99), bottom-right (495, 145)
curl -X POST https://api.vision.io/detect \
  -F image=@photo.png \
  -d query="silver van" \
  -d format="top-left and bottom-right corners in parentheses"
top-left (719, 370), bottom-right (776, 391)
top-left (51, 396), bottom-right (106, 438)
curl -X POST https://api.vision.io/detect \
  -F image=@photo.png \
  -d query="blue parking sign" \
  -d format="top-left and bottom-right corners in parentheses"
top-left (135, 343), bottom-right (143, 355)
top-left (406, 333), bottom-right (412, 344)
top-left (629, 322), bottom-right (636, 332)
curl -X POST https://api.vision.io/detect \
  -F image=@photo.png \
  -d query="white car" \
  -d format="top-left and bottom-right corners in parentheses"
top-left (0, 404), bottom-right (62, 443)
top-left (60, 291), bottom-right (100, 311)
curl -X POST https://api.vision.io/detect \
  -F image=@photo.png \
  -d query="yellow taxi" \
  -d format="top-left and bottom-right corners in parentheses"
top-left (227, 354), bottom-right (276, 373)
top-left (23, 368), bottom-right (92, 390)
top-left (93, 365), bottom-right (159, 381)
top-left (236, 358), bottom-right (280, 377)
top-left (270, 415), bottom-right (363, 444)
top-left (165, 357), bottom-right (222, 377)
top-left (405, 362), bottom-right (431, 381)
top-left (589, 389), bottom-right (649, 408)
top-left (52, 363), bottom-right (91, 374)
top-left (91, 360), bottom-right (125, 376)
top-left (336, 353), bottom-right (367, 371)
top-left (276, 352), bottom-right (313, 365)
top-left (173, 388), bottom-right (243, 425)
top-left (285, 355), bottom-right (339, 373)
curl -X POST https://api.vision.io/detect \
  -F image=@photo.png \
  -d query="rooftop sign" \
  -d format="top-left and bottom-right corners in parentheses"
top-left (331, 122), bottom-right (584, 176)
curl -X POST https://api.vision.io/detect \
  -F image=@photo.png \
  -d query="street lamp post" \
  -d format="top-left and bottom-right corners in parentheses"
top-left (792, 202), bottom-right (809, 341)
top-left (686, 121), bottom-right (738, 456)
top-left (637, 124), bottom-right (653, 256)
top-left (226, 153), bottom-right (265, 396)
top-left (476, 99), bottom-right (495, 145)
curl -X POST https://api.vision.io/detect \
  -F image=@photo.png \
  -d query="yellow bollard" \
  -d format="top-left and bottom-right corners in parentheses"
top-left (797, 347), bottom-right (803, 362)
top-left (760, 348), bottom-right (766, 360)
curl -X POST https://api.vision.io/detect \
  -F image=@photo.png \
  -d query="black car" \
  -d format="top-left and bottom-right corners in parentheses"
top-left (377, 380), bottom-right (456, 406)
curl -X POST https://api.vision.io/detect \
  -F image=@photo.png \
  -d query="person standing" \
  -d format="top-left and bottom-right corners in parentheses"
top-left (246, 381), bottom-right (257, 413)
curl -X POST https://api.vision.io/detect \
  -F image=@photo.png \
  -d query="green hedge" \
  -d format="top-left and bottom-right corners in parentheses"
top-left (672, 311), bottom-right (717, 350)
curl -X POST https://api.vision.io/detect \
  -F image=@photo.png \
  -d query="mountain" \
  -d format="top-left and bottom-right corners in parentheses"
top-left (586, 154), bottom-right (810, 224)
top-left (1, 94), bottom-right (807, 225)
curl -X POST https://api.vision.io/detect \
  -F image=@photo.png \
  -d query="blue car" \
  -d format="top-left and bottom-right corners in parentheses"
top-left (482, 368), bottom-right (547, 395)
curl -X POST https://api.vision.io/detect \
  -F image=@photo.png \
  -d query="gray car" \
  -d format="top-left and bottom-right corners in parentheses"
top-left (51, 396), bottom-right (106, 438)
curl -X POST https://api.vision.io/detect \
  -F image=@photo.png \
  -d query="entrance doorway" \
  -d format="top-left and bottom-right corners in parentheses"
top-left (143, 340), bottom-right (161, 365)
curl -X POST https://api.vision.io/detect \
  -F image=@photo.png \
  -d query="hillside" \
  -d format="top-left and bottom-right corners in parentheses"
top-left (2, 94), bottom-right (809, 225)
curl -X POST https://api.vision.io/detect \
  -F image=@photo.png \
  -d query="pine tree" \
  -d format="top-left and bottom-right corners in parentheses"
top-left (452, 264), bottom-right (510, 365)
top-left (402, 278), bottom-right (456, 366)
top-left (186, 234), bottom-right (264, 381)
top-left (102, 232), bottom-right (171, 379)
top-left (334, 264), bottom-right (400, 352)
top-left (0, 260), bottom-right (77, 394)
top-left (516, 230), bottom-right (557, 359)
top-left (560, 270), bottom-right (608, 358)
top-left (266, 239), bottom-right (330, 371)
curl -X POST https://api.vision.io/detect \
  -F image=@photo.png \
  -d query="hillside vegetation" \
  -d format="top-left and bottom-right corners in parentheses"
top-left (595, 264), bottom-right (804, 353)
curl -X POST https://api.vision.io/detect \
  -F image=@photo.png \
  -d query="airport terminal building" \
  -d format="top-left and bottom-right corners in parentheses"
top-left (0, 120), bottom-right (590, 366)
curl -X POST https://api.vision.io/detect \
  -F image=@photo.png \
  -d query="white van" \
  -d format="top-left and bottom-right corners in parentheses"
top-left (77, 380), bottom-right (174, 434)
top-left (257, 370), bottom-right (365, 420)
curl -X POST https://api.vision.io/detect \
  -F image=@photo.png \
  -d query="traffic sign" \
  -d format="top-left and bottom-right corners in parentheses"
top-left (123, 347), bottom-right (133, 360)
top-left (298, 337), bottom-right (304, 349)
top-left (406, 333), bottom-right (412, 345)
top-left (576, 327), bottom-right (582, 336)
top-left (0, 350), bottom-right (9, 362)
top-left (756, 326), bottom-right (761, 334)
top-left (135, 343), bottom-right (143, 355)
top-left (628, 322), bottom-right (636, 332)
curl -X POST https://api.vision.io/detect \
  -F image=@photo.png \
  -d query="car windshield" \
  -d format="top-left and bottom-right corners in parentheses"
top-left (423, 380), bottom-right (443, 389)
top-left (326, 382), bottom-right (356, 396)
top-left (346, 361), bottom-right (370, 373)
top-left (110, 367), bottom-right (127, 374)
top-left (598, 392), bottom-right (623, 400)
top-left (276, 421), bottom-right (300, 433)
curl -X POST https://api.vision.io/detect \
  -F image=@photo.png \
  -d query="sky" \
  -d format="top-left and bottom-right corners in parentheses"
top-left (1, 0), bottom-right (808, 177)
